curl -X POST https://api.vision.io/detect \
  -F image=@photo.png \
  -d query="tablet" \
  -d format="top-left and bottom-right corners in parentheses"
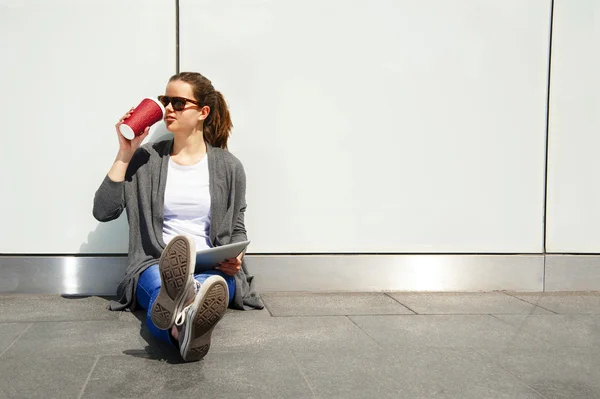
top-left (194, 240), bottom-right (251, 273)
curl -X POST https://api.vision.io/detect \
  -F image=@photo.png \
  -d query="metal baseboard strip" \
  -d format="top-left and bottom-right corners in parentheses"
top-left (0, 254), bottom-right (550, 295)
top-left (0, 256), bottom-right (128, 296)
top-left (545, 254), bottom-right (600, 291)
top-left (246, 255), bottom-right (544, 292)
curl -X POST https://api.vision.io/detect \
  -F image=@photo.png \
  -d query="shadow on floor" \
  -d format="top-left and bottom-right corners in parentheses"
top-left (121, 309), bottom-right (184, 364)
top-left (60, 294), bottom-right (184, 364)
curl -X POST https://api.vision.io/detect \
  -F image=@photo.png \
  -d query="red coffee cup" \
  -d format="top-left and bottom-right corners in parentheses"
top-left (118, 98), bottom-right (165, 140)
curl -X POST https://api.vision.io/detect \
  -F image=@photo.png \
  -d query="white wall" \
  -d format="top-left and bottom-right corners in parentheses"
top-left (0, 1), bottom-right (555, 255)
top-left (546, 0), bottom-right (600, 253)
top-left (180, 0), bottom-right (551, 253)
top-left (0, 0), bottom-right (175, 253)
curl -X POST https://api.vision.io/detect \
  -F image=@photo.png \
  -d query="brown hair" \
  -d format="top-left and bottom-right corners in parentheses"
top-left (169, 72), bottom-right (233, 149)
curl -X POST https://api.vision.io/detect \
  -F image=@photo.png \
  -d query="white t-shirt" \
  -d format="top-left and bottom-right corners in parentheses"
top-left (162, 156), bottom-right (212, 251)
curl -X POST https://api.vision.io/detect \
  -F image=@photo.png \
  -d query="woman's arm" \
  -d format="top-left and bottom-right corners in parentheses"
top-left (92, 110), bottom-right (150, 222)
top-left (92, 153), bottom-right (130, 222)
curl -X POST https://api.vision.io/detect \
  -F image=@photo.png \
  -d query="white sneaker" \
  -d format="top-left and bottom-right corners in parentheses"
top-left (175, 275), bottom-right (229, 362)
top-left (150, 235), bottom-right (196, 330)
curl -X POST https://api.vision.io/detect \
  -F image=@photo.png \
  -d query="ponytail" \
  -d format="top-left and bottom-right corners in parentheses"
top-left (204, 91), bottom-right (233, 150)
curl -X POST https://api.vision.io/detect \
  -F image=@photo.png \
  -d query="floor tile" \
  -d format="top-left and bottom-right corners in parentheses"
top-left (476, 346), bottom-right (600, 399)
top-left (3, 320), bottom-right (156, 358)
top-left (0, 295), bottom-right (118, 322)
top-left (212, 315), bottom-right (380, 353)
top-left (295, 347), bottom-right (544, 399)
top-left (494, 314), bottom-right (600, 347)
top-left (262, 292), bottom-right (413, 316)
top-left (511, 292), bottom-right (600, 314)
top-left (81, 351), bottom-right (313, 399)
top-left (0, 354), bottom-right (97, 399)
top-left (388, 292), bottom-right (553, 315)
top-left (0, 323), bottom-right (30, 356)
top-left (350, 315), bottom-right (548, 350)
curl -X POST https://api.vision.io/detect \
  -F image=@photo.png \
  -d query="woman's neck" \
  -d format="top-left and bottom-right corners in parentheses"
top-left (171, 129), bottom-right (207, 165)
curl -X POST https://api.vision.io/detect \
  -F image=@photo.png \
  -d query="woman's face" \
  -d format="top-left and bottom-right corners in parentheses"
top-left (163, 80), bottom-right (209, 134)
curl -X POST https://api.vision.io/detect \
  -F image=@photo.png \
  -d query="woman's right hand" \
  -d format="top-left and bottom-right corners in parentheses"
top-left (115, 108), bottom-right (150, 162)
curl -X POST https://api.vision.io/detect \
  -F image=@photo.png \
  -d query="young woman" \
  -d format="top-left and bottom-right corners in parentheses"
top-left (93, 72), bottom-right (263, 362)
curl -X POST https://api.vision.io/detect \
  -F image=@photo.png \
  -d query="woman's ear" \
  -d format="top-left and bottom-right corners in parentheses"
top-left (198, 105), bottom-right (211, 121)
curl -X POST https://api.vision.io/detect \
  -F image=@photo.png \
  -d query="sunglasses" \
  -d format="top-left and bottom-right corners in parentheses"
top-left (157, 95), bottom-right (200, 111)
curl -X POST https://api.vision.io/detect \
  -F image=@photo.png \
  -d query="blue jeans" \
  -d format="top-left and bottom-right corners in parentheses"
top-left (136, 264), bottom-right (235, 346)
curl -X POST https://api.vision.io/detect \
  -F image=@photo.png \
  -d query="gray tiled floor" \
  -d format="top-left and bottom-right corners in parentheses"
top-left (0, 292), bottom-right (599, 398)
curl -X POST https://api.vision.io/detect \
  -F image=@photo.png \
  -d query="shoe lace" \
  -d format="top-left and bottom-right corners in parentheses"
top-left (175, 281), bottom-right (201, 327)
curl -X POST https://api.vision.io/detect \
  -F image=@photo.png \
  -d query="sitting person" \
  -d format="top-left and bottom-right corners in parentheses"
top-left (93, 72), bottom-right (263, 362)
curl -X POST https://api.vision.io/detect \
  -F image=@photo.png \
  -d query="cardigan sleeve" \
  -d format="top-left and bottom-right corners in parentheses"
top-left (230, 159), bottom-right (248, 244)
top-left (92, 147), bottom-right (150, 223)
top-left (92, 175), bottom-right (125, 222)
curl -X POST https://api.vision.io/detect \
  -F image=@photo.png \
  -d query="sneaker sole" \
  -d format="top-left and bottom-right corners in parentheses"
top-left (150, 236), bottom-right (195, 330)
top-left (181, 277), bottom-right (228, 362)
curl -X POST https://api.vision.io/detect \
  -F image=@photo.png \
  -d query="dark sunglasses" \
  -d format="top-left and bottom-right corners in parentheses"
top-left (157, 95), bottom-right (200, 111)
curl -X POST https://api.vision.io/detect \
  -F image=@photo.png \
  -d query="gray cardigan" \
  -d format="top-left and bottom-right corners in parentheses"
top-left (92, 139), bottom-right (263, 311)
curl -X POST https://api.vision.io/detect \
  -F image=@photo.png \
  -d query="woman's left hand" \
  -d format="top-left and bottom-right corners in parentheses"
top-left (216, 255), bottom-right (242, 276)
